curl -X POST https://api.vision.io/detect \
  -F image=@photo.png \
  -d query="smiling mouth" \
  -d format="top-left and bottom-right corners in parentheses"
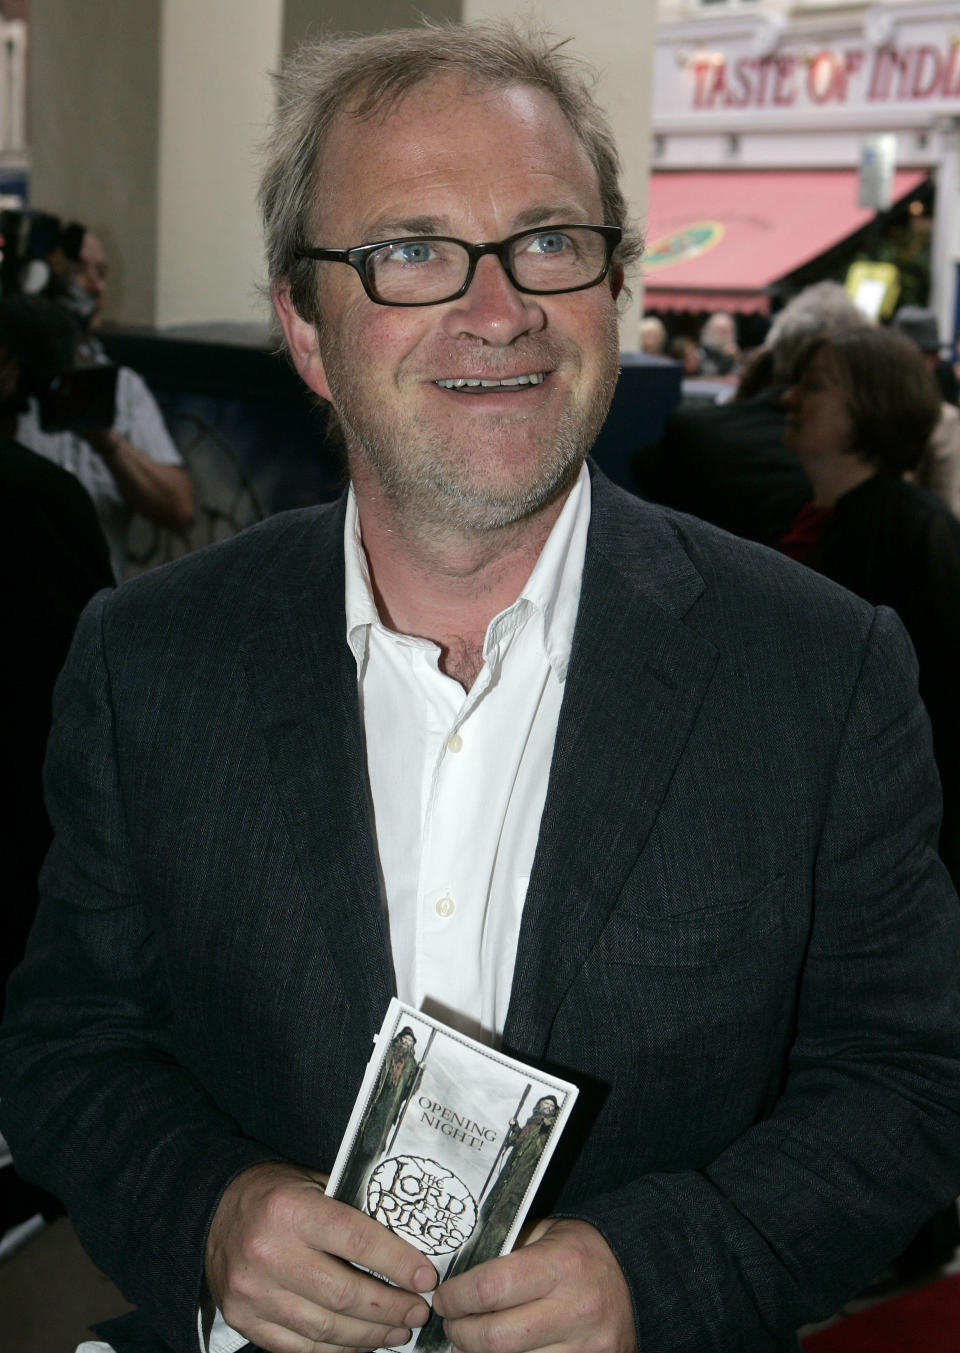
top-left (434, 373), bottom-right (547, 391)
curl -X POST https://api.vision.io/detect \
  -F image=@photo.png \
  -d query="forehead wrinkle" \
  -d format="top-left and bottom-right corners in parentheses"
top-left (352, 166), bottom-right (597, 240)
top-left (312, 77), bottom-right (603, 244)
top-left (360, 200), bottom-right (593, 246)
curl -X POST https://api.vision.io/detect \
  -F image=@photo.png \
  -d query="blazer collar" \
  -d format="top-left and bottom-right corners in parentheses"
top-left (240, 497), bottom-right (396, 1047)
top-left (503, 468), bottom-right (719, 1058)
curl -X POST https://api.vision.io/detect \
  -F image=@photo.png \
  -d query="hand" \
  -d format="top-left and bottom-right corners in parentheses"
top-left (431, 1218), bottom-right (635, 1353)
top-left (205, 1161), bottom-right (437, 1353)
top-left (82, 425), bottom-right (121, 460)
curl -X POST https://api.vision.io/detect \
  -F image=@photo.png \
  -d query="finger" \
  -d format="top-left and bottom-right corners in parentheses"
top-left (441, 1298), bottom-right (567, 1353)
top-left (434, 1247), bottom-right (554, 1319)
top-left (300, 1194), bottom-right (438, 1296)
top-left (237, 1303), bottom-right (417, 1353)
top-left (234, 1246), bottom-right (431, 1332)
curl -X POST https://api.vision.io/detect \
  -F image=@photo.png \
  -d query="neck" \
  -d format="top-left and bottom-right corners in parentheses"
top-left (352, 470), bottom-right (573, 690)
top-left (806, 453), bottom-right (877, 508)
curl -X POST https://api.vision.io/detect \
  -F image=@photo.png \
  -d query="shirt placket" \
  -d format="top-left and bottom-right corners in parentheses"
top-left (415, 653), bottom-right (497, 1023)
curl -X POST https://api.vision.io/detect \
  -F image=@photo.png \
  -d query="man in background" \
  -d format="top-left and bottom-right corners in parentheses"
top-left (696, 309), bottom-right (740, 376)
top-left (13, 218), bottom-right (194, 576)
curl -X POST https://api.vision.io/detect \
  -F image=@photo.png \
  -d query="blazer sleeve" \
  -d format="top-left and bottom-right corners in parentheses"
top-left (560, 606), bottom-right (960, 1352)
top-left (0, 590), bottom-right (284, 1353)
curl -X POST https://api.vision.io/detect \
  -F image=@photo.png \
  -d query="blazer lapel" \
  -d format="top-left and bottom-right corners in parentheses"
top-left (240, 499), bottom-right (395, 1042)
top-left (504, 474), bottom-right (719, 1058)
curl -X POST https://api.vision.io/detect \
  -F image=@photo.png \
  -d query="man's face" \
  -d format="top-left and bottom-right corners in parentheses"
top-left (71, 232), bottom-right (108, 328)
top-left (276, 75), bottom-right (622, 534)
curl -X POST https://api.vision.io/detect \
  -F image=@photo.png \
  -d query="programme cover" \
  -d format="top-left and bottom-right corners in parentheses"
top-left (326, 998), bottom-right (579, 1353)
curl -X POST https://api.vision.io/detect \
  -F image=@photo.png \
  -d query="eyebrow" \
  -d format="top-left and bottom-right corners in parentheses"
top-left (359, 203), bottom-right (594, 244)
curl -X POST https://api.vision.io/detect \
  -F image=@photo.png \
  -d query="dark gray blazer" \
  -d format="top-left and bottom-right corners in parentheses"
top-left (3, 469), bottom-right (960, 1353)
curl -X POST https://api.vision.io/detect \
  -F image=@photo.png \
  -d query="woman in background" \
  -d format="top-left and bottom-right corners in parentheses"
top-left (780, 323), bottom-right (960, 1285)
top-left (780, 326), bottom-right (959, 880)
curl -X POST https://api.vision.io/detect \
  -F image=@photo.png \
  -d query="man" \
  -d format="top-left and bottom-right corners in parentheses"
top-left (2, 22), bottom-right (960, 1353)
top-left (696, 310), bottom-right (740, 376)
top-left (14, 220), bottom-right (194, 577)
top-left (634, 282), bottom-right (866, 545)
top-left (338, 1028), bottom-right (419, 1210)
top-left (419, 1094), bottom-right (560, 1353)
top-left (449, 1097), bottom-right (559, 1274)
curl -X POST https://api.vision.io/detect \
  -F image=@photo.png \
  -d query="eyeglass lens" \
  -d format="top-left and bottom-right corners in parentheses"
top-left (365, 227), bottom-right (610, 303)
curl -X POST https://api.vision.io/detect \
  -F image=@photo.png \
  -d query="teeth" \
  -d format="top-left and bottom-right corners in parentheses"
top-left (435, 373), bottom-right (546, 389)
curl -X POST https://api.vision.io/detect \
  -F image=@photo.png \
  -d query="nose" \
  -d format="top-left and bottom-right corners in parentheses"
top-left (440, 253), bottom-right (545, 345)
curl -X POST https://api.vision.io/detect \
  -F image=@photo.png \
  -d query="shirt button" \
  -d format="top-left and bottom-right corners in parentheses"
top-left (435, 896), bottom-right (456, 918)
top-left (446, 732), bottom-right (463, 753)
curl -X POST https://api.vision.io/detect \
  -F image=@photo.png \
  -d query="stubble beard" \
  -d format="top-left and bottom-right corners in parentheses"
top-left (327, 335), bottom-right (620, 539)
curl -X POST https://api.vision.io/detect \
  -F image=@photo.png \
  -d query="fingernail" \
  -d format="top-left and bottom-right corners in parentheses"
top-left (385, 1329), bottom-right (411, 1347)
top-left (405, 1299), bottom-right (428, 1328)
top-left (414, 1263), bottom-right (437, 1292)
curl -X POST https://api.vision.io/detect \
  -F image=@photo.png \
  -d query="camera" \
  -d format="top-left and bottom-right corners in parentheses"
top-left (0, 293), bottom-right (118, 433)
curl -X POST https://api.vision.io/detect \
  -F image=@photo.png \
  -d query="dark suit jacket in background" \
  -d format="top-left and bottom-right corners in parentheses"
top-left (633, 388), bottom-right (811, 545)
top-left (2, 470), bottom-right (960, 1353)
top-left (0, 437), bottom-right (113, 1008)
top-left (803, 473), bottom-right (960, 884)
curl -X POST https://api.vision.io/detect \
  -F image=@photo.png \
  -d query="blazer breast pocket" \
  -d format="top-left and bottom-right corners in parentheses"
top-left (598, 872), bottom-right (799, 969)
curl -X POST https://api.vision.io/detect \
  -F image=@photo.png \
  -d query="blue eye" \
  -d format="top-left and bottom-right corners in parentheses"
top-left (526, 232), bottom-right (571, 256)
top-left (383, 240), bottom-right (437, 265)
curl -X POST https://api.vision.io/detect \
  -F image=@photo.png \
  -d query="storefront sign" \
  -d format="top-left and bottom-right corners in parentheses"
top-left (683, 39), bottom-right (960, 112)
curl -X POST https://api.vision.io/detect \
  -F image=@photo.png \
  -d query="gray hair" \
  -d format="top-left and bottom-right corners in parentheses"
top-left (766, 282), bottom-right (868, 383)
top-left (699, 311), bottom-right (736, 347)
top-left (259, 19), bottom-right (643, 322)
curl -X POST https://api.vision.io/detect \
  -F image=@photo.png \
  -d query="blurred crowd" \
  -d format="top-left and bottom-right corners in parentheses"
top-left (635, 287), bottom-right (960, 1283)
top-left (635, 283), bottom-right (960, 892)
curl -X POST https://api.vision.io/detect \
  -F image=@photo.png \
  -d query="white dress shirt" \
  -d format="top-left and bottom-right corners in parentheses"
top-left (346, 462), bottom-right (590, 1045)
top-left (16, 366), bottom-right (184, 580)
top-left (81, 464), bottom-right (591, 1353)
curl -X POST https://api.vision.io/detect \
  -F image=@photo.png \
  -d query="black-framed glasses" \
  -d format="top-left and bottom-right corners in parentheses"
top-left (297, 224), bottom-right (622, 307)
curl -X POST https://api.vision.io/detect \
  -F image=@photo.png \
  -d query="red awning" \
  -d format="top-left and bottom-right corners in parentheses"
top-left (642, 169), bottom-right (927, 315)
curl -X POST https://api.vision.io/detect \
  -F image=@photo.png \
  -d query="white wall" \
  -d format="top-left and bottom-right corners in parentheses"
top-left (155, 0), bottom-right (283, 326)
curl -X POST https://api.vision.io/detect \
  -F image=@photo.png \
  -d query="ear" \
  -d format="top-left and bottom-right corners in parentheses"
top-left (609, 264), bottom-right (625, 302)
top-left (272, 281), bottom-right (332, 402)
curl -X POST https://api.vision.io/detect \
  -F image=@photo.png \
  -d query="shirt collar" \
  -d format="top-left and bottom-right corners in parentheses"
top-left (344, 461), bottom-right (590, 681)
top-left (512, 461), bottom-right (590, 680)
